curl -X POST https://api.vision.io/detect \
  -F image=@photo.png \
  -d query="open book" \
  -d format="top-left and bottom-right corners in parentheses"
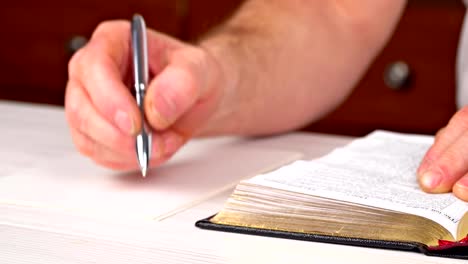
top-left (196, 131), bottom-right (468, 259)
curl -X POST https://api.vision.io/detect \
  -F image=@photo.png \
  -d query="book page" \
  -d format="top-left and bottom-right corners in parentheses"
top-left (247, 131), bottom-right (468, 238)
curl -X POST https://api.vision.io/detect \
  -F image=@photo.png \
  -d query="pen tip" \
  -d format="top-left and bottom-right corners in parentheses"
top-left (141, 167), bottom-right (147, 178)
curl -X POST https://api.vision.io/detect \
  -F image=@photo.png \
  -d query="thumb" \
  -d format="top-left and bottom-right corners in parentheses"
top-left (145, 50), bottom-right (208, 131)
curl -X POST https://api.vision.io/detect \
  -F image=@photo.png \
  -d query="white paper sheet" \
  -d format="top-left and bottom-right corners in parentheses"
top-left (0, 101), bottom-right (301, 227)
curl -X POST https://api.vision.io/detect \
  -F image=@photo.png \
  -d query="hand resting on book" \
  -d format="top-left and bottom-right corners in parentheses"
top-left (418, 108), bottom-right (468, 201)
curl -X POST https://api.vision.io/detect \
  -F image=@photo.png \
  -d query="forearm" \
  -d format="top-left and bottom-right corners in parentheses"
top-left (199, 0), bottom-right (407, 136)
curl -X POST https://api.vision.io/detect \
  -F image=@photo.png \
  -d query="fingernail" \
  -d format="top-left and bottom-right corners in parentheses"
top-left (149, 100), bottom-right (171, 129)
top-left (114, 110), bottom-right (135, 135)
top-left (164, 133), bottom-right (184, 155)
top-left (149, 68), bottom-right (181, 129)
top-left (420, 170), bottom-right (442, 190)
top-left (454, 178), bottom-right (468, 202)
top-left (455, 177), bottom-right (468, 189)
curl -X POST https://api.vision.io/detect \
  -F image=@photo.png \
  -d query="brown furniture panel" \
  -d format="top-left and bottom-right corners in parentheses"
top-left (0, 0), bottom-right (182, 105)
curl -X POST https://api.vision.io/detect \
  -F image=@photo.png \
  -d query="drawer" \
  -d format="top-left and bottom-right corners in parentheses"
top-left (305, 0), bottom-right (465, 136)
top-left (0, 0), bottom-right (184, 105)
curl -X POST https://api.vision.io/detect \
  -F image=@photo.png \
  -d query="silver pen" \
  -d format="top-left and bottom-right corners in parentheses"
top-left (131, 14), bottom-right (151, 177)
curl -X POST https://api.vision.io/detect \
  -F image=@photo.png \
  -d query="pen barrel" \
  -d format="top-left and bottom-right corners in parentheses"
top-left (135, 86), bottom-right (150, 132)
top-left (131, 15), bottom-right (149, 93)
top-left (131, 14), bottom-right (152, 175)
top-left (135, 86), bottom-right (152, 162)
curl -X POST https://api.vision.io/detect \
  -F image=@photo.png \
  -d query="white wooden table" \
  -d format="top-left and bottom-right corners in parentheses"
top-left (0, 101), bottom-right (464, 264)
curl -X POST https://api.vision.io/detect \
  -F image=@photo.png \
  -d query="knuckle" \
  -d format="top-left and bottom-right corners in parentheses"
top-left (64, 81), bottom-right (80, 113)
top-left (162, 67), bottom-right (199, 111)
top-left (450, 106), bottom-right (468, 129)
top-left (179, 66), bottom-right (199, 98)
top-left (92, 20), bottom-right (129, 39)
top-left (65, 88), bottom-right (90, 134)
top-left (435, 127), bottom-right (445, 138)
top-left (173, 55), bottom-right (202, 97)
top-left (75, 106), bottom-right (90, 134)
top-left (189, 47), bottom-right (207, 66)
top-left (434, 126), bottom-right (446, 143)
top-left (93, 21), bottom-right (116, 37)
top-left (183, 48), bottom-right (208, 76)
top-left (459, 105), bottom-right (468, 117)
top-left (68, 47), bottom-right (85, 78)
top-left (438, 148), bottom-right (467, 179)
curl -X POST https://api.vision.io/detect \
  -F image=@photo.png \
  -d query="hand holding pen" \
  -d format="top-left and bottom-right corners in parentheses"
top-left (65, 19), bottom-right (224, 173)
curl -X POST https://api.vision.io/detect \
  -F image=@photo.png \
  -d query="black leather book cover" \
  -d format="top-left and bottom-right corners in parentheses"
top-left (196, 216), bottom-right (468, 259)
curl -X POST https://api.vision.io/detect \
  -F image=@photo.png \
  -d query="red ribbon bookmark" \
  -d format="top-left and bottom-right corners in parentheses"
top-left (429, 234), bottom-right (468, 250)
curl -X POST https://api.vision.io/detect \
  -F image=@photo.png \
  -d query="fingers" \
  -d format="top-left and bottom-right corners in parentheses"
top-left (418, 107), bottom-right (468, 201)
top-left (69, 127), bottom-right (136, 170)
top-left (418, 131), bottom-right (468, 193)
top-left (416, 127), bottom-right (445, 175)
top-left (66, 79), bottom-right (181, 169)
top-left (65, 79), bottom-right (134, 154)
top-left (417, 108), bottom-right (468, 174)
top-left (66, 78), bottom-right (136, 169)
top-left (68, 21), bottom-right (141, 136)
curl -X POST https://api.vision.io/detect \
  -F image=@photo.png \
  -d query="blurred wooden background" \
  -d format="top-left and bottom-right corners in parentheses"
top-left (0, 0), bottom-right (464, 136)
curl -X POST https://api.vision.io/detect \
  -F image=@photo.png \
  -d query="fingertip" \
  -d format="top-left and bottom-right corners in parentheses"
top-left (418, 170), bottom-right (442, 193)
top-left (145, 95), bottom-right (172, 131)
top-left (417, 166), bottom-right (455, 194)
top-left (453, 177), bottom-right (468, 201)
top-left (148, 131), bottom-right (186, 166)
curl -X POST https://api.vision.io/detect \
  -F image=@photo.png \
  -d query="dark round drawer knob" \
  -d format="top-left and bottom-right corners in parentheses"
top-left (67, 35), bottom-right (88, 54)
top-left (384, 61), bottom-right (411, 90)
